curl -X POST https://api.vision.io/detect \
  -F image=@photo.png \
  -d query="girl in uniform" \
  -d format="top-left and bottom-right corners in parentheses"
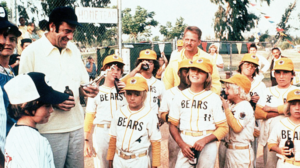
top-left (221, 74), bottom-right (255, 168)
top-left (168, 58), bottom-right (228, 168)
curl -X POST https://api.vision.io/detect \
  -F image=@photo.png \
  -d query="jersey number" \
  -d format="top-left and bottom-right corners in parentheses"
top-left (204, 114), bottom-right (211, 121)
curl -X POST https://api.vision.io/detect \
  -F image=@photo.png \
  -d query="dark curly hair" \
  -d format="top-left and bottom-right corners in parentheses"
top-left (8, 101), bottom-right (45, 120)
top-left (135, 59), bottom-right (159, 76)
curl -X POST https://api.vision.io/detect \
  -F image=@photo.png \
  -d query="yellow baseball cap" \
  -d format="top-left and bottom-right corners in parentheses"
top-left (274, 58), bottom-right (294, 71)
top-left (178, 59), bottom-right (192, 72)
top-left (189, 57), bottom-right (213, 75)
top-left (177, 40), bottom-right (183, 47)
top-left (287, 89), bottom-right (300, 102)
top-left (123, 76), bottom-right (148, 91)
top-left (103, 54), bottom-right (124, 67)
top-left (241, 53), bottom-right (259, 66)
top-left (138, 49), bottom-right (157, 60)
top-left (221, 74), bottom-right (251, 94)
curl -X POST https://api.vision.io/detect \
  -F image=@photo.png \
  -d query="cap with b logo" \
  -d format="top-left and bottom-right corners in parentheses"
top-left (103, 54), bottom-right (124, 67)
top-left (220, 74), bottom-right (251, 94)
top-left (189, 57), bottom-right (213, 75)
top-left (138, 49), bottom-right (157, 61)
top-left (178, 59), bottom-right (192, 72)
top-left (274, 58), bottom-right (294, 71)
top-left (177, 40), bottom-right (183, 47)
top-left (241, 53), bottom-right (259, 66)
top-left (123, 77), bottom-right (148, 91)
top-left (287, 89), bottom-right (300, 102)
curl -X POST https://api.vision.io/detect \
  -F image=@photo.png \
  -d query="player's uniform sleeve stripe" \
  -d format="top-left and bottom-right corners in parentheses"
top-left (169, 117), bottom-right (179, 127)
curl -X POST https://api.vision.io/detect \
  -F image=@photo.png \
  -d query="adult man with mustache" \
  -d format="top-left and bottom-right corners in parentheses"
top-left (162, 26), bottom-right (221, 95)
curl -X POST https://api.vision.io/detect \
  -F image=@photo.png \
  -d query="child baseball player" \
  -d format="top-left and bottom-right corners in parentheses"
top-left (159, 59), bottom-right (191, 168)
top-left (221, 74), bottom-right (255, 168)
top-left (268, 89), bottom-right (300, 168)
top-left (255, 58), bottom-right (297, 168)
top-left (4, 72), bottom-right (69, 168)
top-left (107, 76), bottom-right (162, 168)
top-left (169, 58), bottom-right (228, 168)
top-left (84, 54), bottom-right (126, 168)
top-left (121, 49), bottom-right (165, 114)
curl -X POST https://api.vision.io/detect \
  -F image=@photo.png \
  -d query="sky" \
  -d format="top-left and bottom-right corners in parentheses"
top-left (109, 0), bottom-right (300, 40)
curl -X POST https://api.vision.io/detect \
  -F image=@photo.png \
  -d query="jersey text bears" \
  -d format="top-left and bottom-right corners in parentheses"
top-left (281, 130), bottom-right (300, 140)
top-left (117, 117), bottom-right (143, 131)
top-left (181, 100), bottom-right (208, 109)
top-left (100, 93), bottom-right (124, 102)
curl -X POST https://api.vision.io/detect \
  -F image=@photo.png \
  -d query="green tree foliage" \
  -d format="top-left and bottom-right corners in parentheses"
top-left (1, 1), bottom-right (10, 17)
top-left (211, 0), bottom-right (259, 41)
top-left (159, 17), bottom-right (187, 41)
top-left (152, 36), bottom-right (160, 42)
top-left (274, 0), bottom-right (296, 45)
top-left (122, 6), bottom-right (158, 42)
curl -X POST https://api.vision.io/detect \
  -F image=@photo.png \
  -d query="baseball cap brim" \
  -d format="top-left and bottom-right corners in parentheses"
top-left (65, 19), bottom-right (82, 27)
top-left (122, 86), bottom-right (146, 91)
top-left (189, 65), bottom-right (210, 74)
top-left (0, 20), bottom-right (14, 29)
top-left (38, 89), bottom-right (69, 104)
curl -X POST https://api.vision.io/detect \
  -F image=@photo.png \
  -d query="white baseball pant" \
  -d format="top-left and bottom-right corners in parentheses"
top-left (224, 146), bottom-right (254, 168)
top-left (175, 134), bottom-right (217, 168)
top-left (92, 126), bottom-right (110, 168)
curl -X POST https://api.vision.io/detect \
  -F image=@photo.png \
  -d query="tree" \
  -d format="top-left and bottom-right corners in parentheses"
top-left (17, 0), bottom-right (116, 46)
top-left (211, 0), bottom-right (259, 41)
top-left (159, 17), bottom-right (187, 41)
top-left (152, 36), bottom-right (160, 42)
top-left (274, 0), bottom-right (297, 46)
top-left (1, 1), bottom-right (10, 17)
top-left (122, 6), bottom-right (158, 42)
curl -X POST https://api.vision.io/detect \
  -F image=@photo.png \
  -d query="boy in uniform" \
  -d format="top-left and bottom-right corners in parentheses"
top-left (255, 58), bottom-right (297, 168)
top-left (107, 76), bottom-right (161, 168)
top-left (84, 54), bottom-right (126, 168)
top-left (159, 59), bottom-right (191, 168)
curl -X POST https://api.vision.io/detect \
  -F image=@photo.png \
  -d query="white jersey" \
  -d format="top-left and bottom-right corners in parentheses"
top-left (225, 101), bottom-right (255, 145)
top-left (86, 85), bottom-right (126, 125)
top-left (0, 89), bottom-right (6, 154)
top-left (5, 125), bottom-right (55, 168)
top-left (169, 89), bottom-right (226, 132)
top-left (159, 86), bottom-right (180, 113)
top-left (268, 117), bottom-right (299, 160)
top-left (250, 78), bottom-right (266, 100)
top-left (109, 105), bottom-right (161, 153)
top-left (257, 85), bottom-right (298, 146)
top-left (135, 73), bottom-right (165, 114)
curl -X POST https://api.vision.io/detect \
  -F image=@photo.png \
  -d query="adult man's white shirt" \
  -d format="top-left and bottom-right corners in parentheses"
top-left (19, 34), bottom-right (89, 133)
